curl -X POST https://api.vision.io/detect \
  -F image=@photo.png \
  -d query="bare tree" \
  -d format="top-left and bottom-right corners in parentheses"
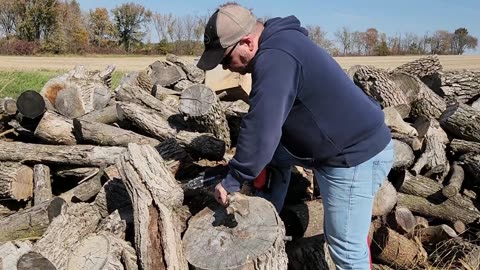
top-left (152, 12), bottom-right (175, 42)
top-left (334, 27), bottom-right (352, 55)
top-left (351, 31), bottom-right (366, 55)
top-left (0, 0), bottom-right (18, 38)
top-left (305, 25), bottom-right (334, 53)
top-left (364, 28), bottom-right (378, 55)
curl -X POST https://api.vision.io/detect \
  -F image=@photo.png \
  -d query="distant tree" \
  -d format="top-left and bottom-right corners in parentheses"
top-left (429, 30), bottom-right (452, 54)
top-left (0, 0), bottom-right (19, 38)
top-left (351, 31), bottom-right (366, 55)
top-left (152, 12), bottom-right (175, 42)
top-left (387, 35), bottom-right (401, 55)
top-left (56, 0), bottom-right (88, 53)
top-left (306, 25), bottom-right (334, 53)
top-left (452, 27), bottom-right (477, 55)
top-left (334, 27), bottom-right (352, 55)
top-left (88, 8), bottom-right (114, 47)
top-left (364, 28), bottom-right (378, 55)
top-left (112, 3), bottom-right (151, 52)
top-left (375, 33), bottom-right (389, 56)
top-left (17, 0), bottom-right (59, 41)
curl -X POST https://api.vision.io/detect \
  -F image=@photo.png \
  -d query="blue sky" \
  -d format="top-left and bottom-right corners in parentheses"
top-left (77, 0), bottom-right (480, 54)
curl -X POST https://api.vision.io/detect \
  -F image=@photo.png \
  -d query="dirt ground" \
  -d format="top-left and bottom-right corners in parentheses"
top-left (0, 55), bottom-right (479, 72)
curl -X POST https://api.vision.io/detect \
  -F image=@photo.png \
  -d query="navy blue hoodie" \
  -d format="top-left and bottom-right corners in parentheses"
top-left (222, 16), bottom-right (391, 192)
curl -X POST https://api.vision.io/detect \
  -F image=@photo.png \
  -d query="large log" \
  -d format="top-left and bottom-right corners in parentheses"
top-left (0, 197), bottom-right (65, 242)
top-left (0, 98), bottom-right (17, 121)
top-left (222, 100), bottom-right (249, 145)
top-left (117, 143), bottom-right (187, 270)
top-left (449, 139), bottom-right (480, 155)
top-left (180, 84), bottom-right (231, 149)
top-left (440, 70), bottom-right (480, 104)
top-left (55, 166), bottom-right (99, 179)
top-left (149, 60), bottom-right (187, 87)
top-left (372, 180), bottom-right (397, 216)
top-left (0, 162), bottom-right (33, 201)
top-left (440, 103), bottom-right (480, 142)
top-left (33, 164), bottom-right (52, 205)
top-left (442, 162), bottom-right (465, 199)
top-left (17, 252), bottom-right (56, 270)
top-left (392, 139), bottom-right (415, 169)
top-left (0, 241), bottom-right (32, 270)
top-left (386, 207), bottom-right (416, 234)
top-left (16, 90), bottom-right (46, 119)
top-left (73, 118), bottom-right (160, 147)
top-left (183, 195), bottom-right (288, 270)
top-left (0, 141), bottom-right (125, 166)
top-left (33, 203), bottom-right (102, 270)
top-left (59, 168), bottom-right (103, 203)
top-left (78, 104), bottom-right (120, 124)
top-left (459, 153), bottom-right (480, 184)
top-left (392, 55), bottom-right (443, 90)
top-left (409, 76), bottom-right (447, 119)
top-left (34, 110), bottom-right (76, 145)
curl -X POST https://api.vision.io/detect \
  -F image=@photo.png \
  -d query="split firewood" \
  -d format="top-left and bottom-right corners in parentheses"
top-left (16, 90), bottom-right (46, 119)
top-left (440, 102), bottom-right (480, 143)
top-left (386, 207), bottom-right (416, 234)
top-left (180, 84), bottom-right (231, 149)
top-left (411, 118), bottom-right (449, 179)
top-left (392, 55), bottom-right (443, 90)
top-left (442, 162), bottom-right (465, 199)
top-left (410, 224), bottom-right (457, 244)
top-left (117, 70), bottom-right (153, 93)
top-left (282, 199), bottom-right (324, 238)
top-left (449, 139), bottom-right (480, 155)
top-left (440, 70), bottom-right (480, 104)
top-left (40, 65), bottom-right (114, 118)
top-left (383, 107), bottom-right (417, 136)
top-left (78, 104), bottom-right (120, 124)
top-left (370, 226), bottom-right (427, 269)
top-left (0, 241), bottom-right (32, 270)
top-left (0, 98), bottom-right (17, 121)
top-left (59, 168), bottom-right (104, 203)
top-left (0, 162), bottom-right (33, 201)
top-left (286, 235), bottom-right (334, 270)
top-left (34, 110), bottom-right (76, 145)
top-left (0, 197), bottom-right (65, 242)
top-left (33, 203), bottom-right (102, 270)
top-left (73, 118), bottom-right (160, 147)
top-left (183, 194), bottom-right (289, 270)
top-left (167, 54), bottom-right (205, 83)
top-left (149, 60), bottom-right (187, 87)
top-left (392, 139), bottom-right (415, 169)
top-left (117, 143), bottom-right (187, 270)
top-left (0, 141), bottom-right (125, 167)
top-left (372, 180), bottom-right (397, 216)
top-left (33, 164), bottom-right (52, 205)
top-left (459, 153), bottom-right (480, 184)
top-left (17, 252), bottom-right (56, 270)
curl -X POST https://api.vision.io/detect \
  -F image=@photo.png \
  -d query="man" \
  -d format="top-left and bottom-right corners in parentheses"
top-left (197, 4), bottom-right (393, 269)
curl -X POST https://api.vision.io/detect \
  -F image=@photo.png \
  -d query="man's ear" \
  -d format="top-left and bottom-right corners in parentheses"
top-left (240, 36), bottom-right (255, 52)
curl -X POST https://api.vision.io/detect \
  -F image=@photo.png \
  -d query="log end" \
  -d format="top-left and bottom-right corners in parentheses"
top-left (11, 165), bottom-right (34, 201)
top-left (17, 251), bottom-right (56, 270)
top-left (17, 90), bottom-right (46, 119)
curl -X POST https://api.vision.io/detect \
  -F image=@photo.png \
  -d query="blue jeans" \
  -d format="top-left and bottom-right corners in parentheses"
top-left (256, 140), bottom-right (394, 270)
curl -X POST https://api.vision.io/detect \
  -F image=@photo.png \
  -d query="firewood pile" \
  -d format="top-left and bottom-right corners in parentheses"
top-left (0, 54), bottom-right (478, 270)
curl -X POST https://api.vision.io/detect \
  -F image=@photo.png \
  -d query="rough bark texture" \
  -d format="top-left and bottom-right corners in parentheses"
top-left (387, 207), bottom-right (416, 234)
top-left (73, 118), bottom-right (160, 147)
top-left (55, 167), bottom-right (99, 179)
top-left (449, 139), bottom-right (480, 155)
top-left (183, 196), bottom-right (288, 270)
top-left (0, 197), bottom-right (64, 242)
top-left (391, 132), bottom-right (422, 151)
top-left (440, 70), bottom-right (480, 104)
top-left (33, 164), bottom-right (52, 205)
top-left (166, 54), bottom-right (205, 83)
top-left (392, 55), bottom-right (442, 90)
top-left (78, 105), bottom-right (120, 124)
top-left (149, 60), bottom-right (187, 87)
top-left (59, 168), bottom-right (103, 203)
top-left (440, 102), bottom-right (480, 143)
top-left (0, 98), bottom-right (17, 121)
top-left (410, 76), bottom-right (447, 119)
top-left (34, 110), bottom-right (76, 145)
top-left (0, 141), bottom-right (125, 166)
top-left (17, 251), bottom-right (56, 270)
top-left (117, 143), bottom-right (187, 270)
top-left (33, 203), bottom-right (102, 270)
top-left (0, 241), bottom-right (32, 270)
top-left (459, 153), bottom-right (480, 184)
top-left (0, 162), bottom-right (33, 201)
top-left (180, 84), bottom-right (231, 149)
top-left (222, 100), bottom-right (249, 145)
top-left (442, 162), bottom-right (465, 198)
top-left (413, 224), bottom-right (457, 244)
top-left (390, 72), bottom-right (423, 104)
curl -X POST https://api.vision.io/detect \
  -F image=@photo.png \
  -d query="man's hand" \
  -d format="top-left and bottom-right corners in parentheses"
top-left (214, 183), bottom-right (229, 207)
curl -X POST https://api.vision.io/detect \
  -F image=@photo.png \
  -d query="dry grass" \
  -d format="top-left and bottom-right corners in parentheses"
top-left (0, 55), bottom-right (479, 73)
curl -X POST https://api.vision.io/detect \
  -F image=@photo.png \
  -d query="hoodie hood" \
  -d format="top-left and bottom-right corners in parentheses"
top-left (260, 16), bottom-right (308, 44)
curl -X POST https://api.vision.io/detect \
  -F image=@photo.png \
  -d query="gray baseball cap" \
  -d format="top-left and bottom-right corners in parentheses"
top-left (197, 5), bottom-right (257, 70)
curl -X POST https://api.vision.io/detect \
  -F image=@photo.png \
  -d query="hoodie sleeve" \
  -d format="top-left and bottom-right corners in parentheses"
top-left (221, 49), bottom-right (302, 192)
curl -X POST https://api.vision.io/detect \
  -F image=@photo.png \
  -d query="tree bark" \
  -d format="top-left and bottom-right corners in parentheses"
top-left (459, 153), bottom-right (480, 184)
top-left (410, 224), bottom-right (457, 244)
top-left (386, 207), bottom-right (416, 234)
top-left (34, 110), bottom-right (77, 145)
top-left (286, 235), bottom-right (335, 270)
top-left (392, 55), bottom-right (442, 90)
top-left (183, 195), bottom-right (288, 270)
top-left (117, 143), bottom-right (187, 270)
top-left (0, 141), bottom-right (125, 167)
top-left (440, 70), bottom-right (480, 104)
top-left (0, 98), bottom-right (17, 121)
top-left (149, 60), bottom-right (186, 87)
top-left (73, 118), bottom-right (160, 147)
top-left (440, 103), bottom-right (480, 142)
top-left (0, 162), bottom-right (33, 201)
top-left (33, 164), bottom-right (52, 205)
top-left (180, 84), bottom-right (231, 149)
top-left (78, 104), bottom-right (120, 124)
top-left (166, 54), bottom-right (205, 83)
top-left (410, 77), bottom-right (447, 119)
top-left (391, 132), bottom-right (422, 151)
top-left (59, 168), bottom-right (103, 203)
top-left (449, 139), bottom-right (480, 155)
top-left (55, 167), bottom-right (99, 179)
top-left (17, 252), bottom-right (56, 270)
top-left (0, 197), bottom-right (65, 242)
top-left (442, 162), bottom-right (465, 199)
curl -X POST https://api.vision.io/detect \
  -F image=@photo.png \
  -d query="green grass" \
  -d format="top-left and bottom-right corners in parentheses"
top-left (0, 70), bottom-right (125, 98)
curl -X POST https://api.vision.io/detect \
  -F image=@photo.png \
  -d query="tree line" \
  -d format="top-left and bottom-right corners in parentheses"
top-left (0, 0), bottom-right (477, 56)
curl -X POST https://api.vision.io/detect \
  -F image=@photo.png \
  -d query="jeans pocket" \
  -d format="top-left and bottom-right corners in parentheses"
top-left (372, 160), bottom-right (392, 195)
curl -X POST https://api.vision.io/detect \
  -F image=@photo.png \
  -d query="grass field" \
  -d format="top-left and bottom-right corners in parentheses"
top-left (0, 54), bottom-right (479, 98)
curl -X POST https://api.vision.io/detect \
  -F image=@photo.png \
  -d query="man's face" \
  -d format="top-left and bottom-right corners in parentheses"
top-left (221, 41), bottom-right (250, 75)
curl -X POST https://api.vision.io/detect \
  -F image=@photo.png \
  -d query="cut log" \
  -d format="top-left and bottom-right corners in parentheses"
top-left (370, 226), bottom-right (427, 269)
top-left (386, 207), bottom-right (416, 234)
top-left (459, 153), bottom-right (480, 184)
top-left (452, 220), bottom-right (466, 234)
top-left (0, 162), bottom-right (33, 201)
top-left (449, 139), bottom-right (480, 155)
top-left (34, 110), bottom-right (76, 145)
top-left (73, 118), bottom-right (160, 147)
top-left (440, 102), bottom-right (480, 142)
top-left (415, 216), bottom-right (429, 229)
top-left (0, 98), bottom-right (17, 121)
top-left (0, 197), bottom-right (65, 242)
top-left (180, 84), bottom-right (231, 149)
top-left (222, 100), bottom-right (249, 145)
top-left (174, 79), bottom-right (195, 91)
top-left (33, 203), bottom-right (102, 270)
top-left (351, 65), bottom-right (409, 108)
top-left (55, 167), bottom-right (99, 179)
top-left (67, 232), bottom-right (137, 270)
top-left (440, 70), bottom-right (480, 104)
top-left (411, 224), bottom-right (457, 244)
top-left (117, 70), bottom-right (153, 92)
top-left (473, 97), bottom-right (480, 110)
top-left (0, 141), bottom-right (126, 166)
top-left (396, 193), bottom-right (480, 224)
top-left (383, 107), bottom-right (417, 136)
top-left (118, 102), bottom-right (225, 160)
top-left (149, 60), bottom-right (187, 87)
top-left (155, 137), bottom-right (197, 178)
top-left (281, 199), bottom-right (324, 238)
top-left (372, 180), bottom-right (397, 216)
top-left (16, 90), bottom-right (46, 119)
top-left (410, 77), bottom-right (447, 119)
top-left (117, 143), bottom-right (187, 270)
top-left (78, 105), bottom-right (119, 124)
top-left (392, 139), bottom-right (415, 169)
top-left (0, 241), bottom-right (32, 270)
top-left (166, 54), bottom-right (205, 83)
top-left (392, 55), bottom-right (443, 90)
top-left (390, 72), bottom-right (423, 104)
top-left (442, 162), bottom-right (465, 199)
top-left (183, 195), bottom-right (288, 270)
top-left (40, 65), bottom-right (114, 117)
top-left (286, 235), bottom-right (335, 270)
top-left (411, 118), bottom-right (449, 179)
top-left (391, 132), bottom-right (422, 151)
top-left (59, 168), bottom-right (104, 203)
top-left (17, 252), bottom-right (56, 270)
top-left (33, 164), bottom-right (52, 205)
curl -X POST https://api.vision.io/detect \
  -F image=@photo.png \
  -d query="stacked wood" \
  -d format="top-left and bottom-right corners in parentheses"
top-left (392, 55), bottom-right (443, 90)
top-left (0, 162), bottom-right (33, 201)
top-left (440, 70), bottom-right (480, 103)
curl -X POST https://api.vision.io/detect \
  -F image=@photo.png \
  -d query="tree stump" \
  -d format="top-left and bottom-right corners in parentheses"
top-left (180, 84), bottom-right (231, 149)
top-left (33, 164), bottom-right (52, 205)
top-left (440, 103), bottom-right (480, 143)
top-left (117, 143), bottom-right (187, 270)
top-left (34, 110), bottom-right (77, 145)
top-left (183, 195), bottom-right (288, 270)
top-left (0, 162), bottom-right (33, 201)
